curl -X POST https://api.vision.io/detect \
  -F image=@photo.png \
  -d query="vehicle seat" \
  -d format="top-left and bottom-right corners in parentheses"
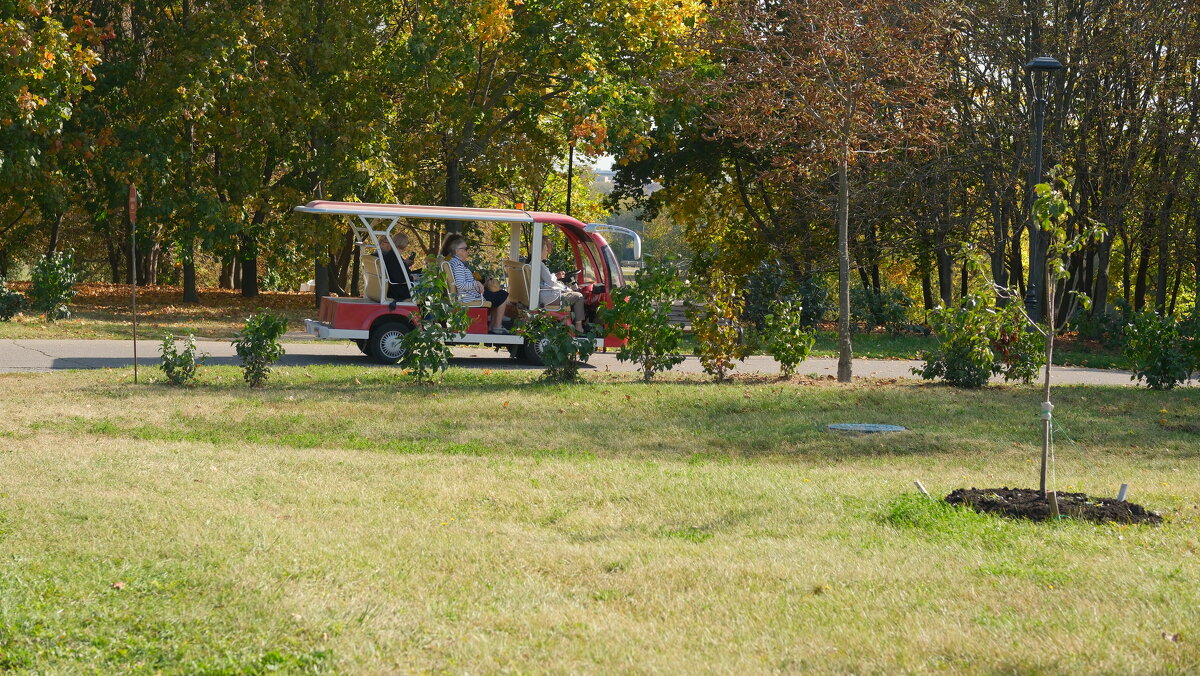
top-left (505, 260), bottom-right (529, 307)
top-left (362, 252), bottom-right (384, 301)
top-left (439, 260), bottom-right (491, 308)
top-left (514, 262), bottom-right (567, 310)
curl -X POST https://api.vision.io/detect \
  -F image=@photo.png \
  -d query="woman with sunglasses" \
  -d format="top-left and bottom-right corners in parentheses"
top-left (441, 234), bottom-right (510, 334)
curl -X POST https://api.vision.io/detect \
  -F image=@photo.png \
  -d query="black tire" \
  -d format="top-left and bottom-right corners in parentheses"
top-left (523, 338), bottom-right (549, 365)
top-left (355, 339), bottom-right (373, 357)
top-left (368, 320), bottom-right (410, 365)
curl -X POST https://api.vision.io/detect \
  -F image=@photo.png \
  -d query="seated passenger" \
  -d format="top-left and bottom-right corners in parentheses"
top-left (378, 233), bottom-right (418, 302)
top-left (441, 234), bottom-right (510, 335)
top-left (539, 236), bottom-right (586, 333)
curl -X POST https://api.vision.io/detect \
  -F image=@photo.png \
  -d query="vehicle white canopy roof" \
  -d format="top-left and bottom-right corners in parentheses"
top-left (294, 201), bottom-right (537, 224)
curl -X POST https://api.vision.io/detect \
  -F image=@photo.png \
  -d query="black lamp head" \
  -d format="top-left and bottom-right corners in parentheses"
top-left (1026, 56), bottom-right (1064, 73)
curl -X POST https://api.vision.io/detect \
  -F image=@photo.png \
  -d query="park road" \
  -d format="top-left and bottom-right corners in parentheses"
top-left (0, 337), bottom-right (1166, 387)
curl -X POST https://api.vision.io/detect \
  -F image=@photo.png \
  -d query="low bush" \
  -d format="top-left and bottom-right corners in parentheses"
top-left (401, 272), bottom-right (471, 383)
top-left (688, 268), bottom-right (750, 382)
top-left (1067, 298), bottom-right (1132, 345)
top-left (599, 256), bottom-right (686, 383)
top-left (743, 258), bottom-right (794, 330)
top-left (516, 309), bottom-right (595, 383)
top-left (29, 250), bottom-right (80, 320)
top-left (0, 278), bottom-right (26, 320)
top-left (852, 285), bottom-right (914, 335)
top-left (794, 275), bottom-right (832, 328)
top-left (232, 311), bottom-right (288, 387)
top-left (763, 297), bottom-right (816, 377)
top-left (159, 333), bottom-right (207, 386)
top-left (914, 295), bottom-right (1045, 388)
top-left (1123, 312), bottom-right (1195, 390)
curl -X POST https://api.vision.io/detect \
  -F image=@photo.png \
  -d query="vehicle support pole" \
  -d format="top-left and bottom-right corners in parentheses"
top-left (566, 143), bottom-right (574, 217)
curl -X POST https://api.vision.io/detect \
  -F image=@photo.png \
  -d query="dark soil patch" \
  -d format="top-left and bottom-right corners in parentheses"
top-left (946, 487), bottom-right (1163, 525)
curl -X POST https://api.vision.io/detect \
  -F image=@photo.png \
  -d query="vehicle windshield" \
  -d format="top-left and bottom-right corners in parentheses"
top-left (601, 244), bottom-right (624, 288)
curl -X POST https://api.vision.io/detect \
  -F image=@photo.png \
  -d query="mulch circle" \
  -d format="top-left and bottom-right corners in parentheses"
top-left (945, 487), bottom-right (1163, 525)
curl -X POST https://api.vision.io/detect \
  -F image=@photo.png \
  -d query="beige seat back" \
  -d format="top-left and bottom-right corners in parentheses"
top-left (505, 260), bottom-right (529, 307)
top-left (517, 262), bottom-right (566, 310)
top-left (362, 253), bottom-right (384, 301)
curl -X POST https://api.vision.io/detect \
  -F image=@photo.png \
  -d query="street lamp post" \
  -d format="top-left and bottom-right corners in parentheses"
top-left (1023, 56), bottom-right (1064, 323)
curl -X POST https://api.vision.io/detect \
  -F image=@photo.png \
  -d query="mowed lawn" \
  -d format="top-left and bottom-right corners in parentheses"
top-left (0, 368), bottom-right (1197, 673)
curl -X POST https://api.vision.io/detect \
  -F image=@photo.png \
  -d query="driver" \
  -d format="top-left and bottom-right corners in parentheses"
top-left (538, 236), bottom-right (586, 333)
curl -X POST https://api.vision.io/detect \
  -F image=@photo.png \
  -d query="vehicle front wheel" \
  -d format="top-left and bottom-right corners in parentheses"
top-left (368, 321), bottom-right (411, 365)
top-left (355, 339), bottom-right (373, 357)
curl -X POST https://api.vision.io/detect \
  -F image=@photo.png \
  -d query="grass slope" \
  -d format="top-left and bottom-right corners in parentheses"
top-left (0, 368), bottom-right (1197, 673)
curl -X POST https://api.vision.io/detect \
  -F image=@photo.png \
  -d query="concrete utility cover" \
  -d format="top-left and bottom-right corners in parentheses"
top-left (827, 423), bottom-right (907, 433)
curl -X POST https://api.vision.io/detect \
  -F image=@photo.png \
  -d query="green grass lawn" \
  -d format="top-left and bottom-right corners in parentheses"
top-left (1, 368), bottom-right (1196, 672)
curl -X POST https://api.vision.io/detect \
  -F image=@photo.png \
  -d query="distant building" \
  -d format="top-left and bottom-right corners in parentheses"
top-left (590, 169), bottom-right (660, 197)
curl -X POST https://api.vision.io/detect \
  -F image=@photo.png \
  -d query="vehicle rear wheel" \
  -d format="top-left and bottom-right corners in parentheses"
top-left (523, 338), bottom-right (549, 366)
top-left (368, 321), bottom-right (410, 365)
top-left (355, 339), bottom-right (373, 357)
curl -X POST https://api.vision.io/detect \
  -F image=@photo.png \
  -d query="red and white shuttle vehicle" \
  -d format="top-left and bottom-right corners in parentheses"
top-left (293, 201), bottom-right (640, 364)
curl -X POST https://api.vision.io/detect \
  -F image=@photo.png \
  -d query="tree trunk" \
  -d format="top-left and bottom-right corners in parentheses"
top-left (1195, 206), bottom-right (1200, 307)
top-left (240, 232), bottom-right (258, 298)
top-left (990, 187), bottom-right (1008, 294)
top-left (1153, 191), bottom-right (1176, 314)
top-left (1091, 231), bottom-right (1113, 317)
top-left (45, 212), bottom-right (63, 255)
top-left (445, 155), bottom-right (464, 233)
top-left (920, 255), bottom-right (934, 313)
top-left (314, 261), bottom-right (329, 309)
top-left (1168, 260), bottom-right (1182, 315)
top-left (333, 231), bottom-right (354, 293)
top-left (105, 225), bottom-right (122, 283)
top-left (350, 246), bottom-right (361, 297)
top-left (182, 237), bottom-right (199, 303)
top-left (836, 153), bottom-right (853, 383)
top-left (219, 259), bottom-right (235, 289)
top-left (1010, 216), bottom-right (1025, 298)
top-left (1133, 244), bottom-right (1150, 311)
top-left (142, 239), bottom-right (160, 286)
top-left (935, 235), bottom-right (953, 307)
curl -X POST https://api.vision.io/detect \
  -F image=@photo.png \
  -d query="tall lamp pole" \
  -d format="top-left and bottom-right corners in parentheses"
top-left (1023, 56), bottom-right (1064, 323)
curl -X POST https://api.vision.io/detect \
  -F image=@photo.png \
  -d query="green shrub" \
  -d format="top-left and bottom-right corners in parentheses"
top-left (794, 275), bottom-right (832, 328)
top-left (743, 258), bottom-right (794, 330)
top-left (1066, 298), bottom-right (1132, 345)
top-left (232, 311), bottom-right (288, 388)
top-left (400, 271), bottom-right (471, 383)
top-left (852, 285), bottom-right (914, 335)
top-left (763, 297), bottom-right (816, 377)
top-left (516, 309), bottom-right (595, 382)
top-left (688, 268), bottom-right (750, 382)
top-left (914, 295), bottom-right (1045, 388)
top-left (599, 256), bottom-right (686, 383)
top-left (29, 250), bottom-right (79, 320)
top-left (159, 333), bottom-right (207, 386)
top-left (0, 278), bottom-right (26, 320)
top-left (1123, 312), bottom-right (1194, 390)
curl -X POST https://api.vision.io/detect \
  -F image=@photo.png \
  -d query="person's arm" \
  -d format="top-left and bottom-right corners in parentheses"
top-left (539, 262), bottom-right (565, 290)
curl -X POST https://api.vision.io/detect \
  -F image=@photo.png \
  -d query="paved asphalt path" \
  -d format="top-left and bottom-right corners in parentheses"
top-left (0, 335), bottom-right (1160, 386)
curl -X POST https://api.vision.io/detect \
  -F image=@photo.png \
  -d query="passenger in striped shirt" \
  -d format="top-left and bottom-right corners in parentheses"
top-left (441, 234), bottom-right (510, 334)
